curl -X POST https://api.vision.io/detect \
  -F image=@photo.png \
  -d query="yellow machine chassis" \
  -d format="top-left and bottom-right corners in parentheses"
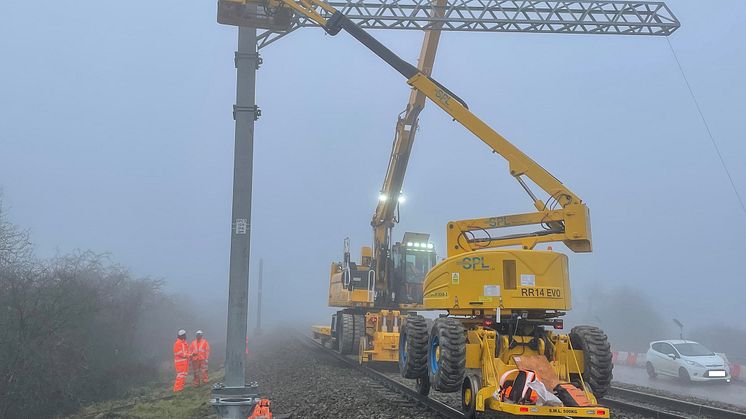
top-left (359, 310), bottom-right (401, 364)
top-left (485, 403), bottom-right (608, 418)
top-left (467, 328), bottom-right (609, 418)
top-left (312, 325), bottom-right (332, 342)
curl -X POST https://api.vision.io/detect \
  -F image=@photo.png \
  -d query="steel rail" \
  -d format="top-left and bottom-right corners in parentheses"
top-left (301, 334), bottom-right (745, 419)
top-left (298, 334), bottom-right (465, 418)
top-left (604, 386), bottom-right (746, 419)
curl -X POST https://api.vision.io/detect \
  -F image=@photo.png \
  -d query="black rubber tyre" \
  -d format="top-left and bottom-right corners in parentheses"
top-left (399, 314), bottom-right (429, 379)
top-left (569, 325), bottom-right (613, 399)
top-left (461, 375), bottom-right (480, 419)
top-left (353, 314), bottom-right (365, 355)
top-left (646, 362), bottom-right (657, 379)
top-left (330, 314), bottom-right (339, 350)
top-left (338, 313), bottom-right (354, 355)
top-left (416, 375), bottom-right (431, 396)
top-left (679, 367), bottom-right (691, 384)
top-left (427, 318), bottom-right (466, 393)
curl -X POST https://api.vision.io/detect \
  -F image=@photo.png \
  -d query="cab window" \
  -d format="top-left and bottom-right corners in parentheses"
top-left (404, 251), bottom-right (435, 283)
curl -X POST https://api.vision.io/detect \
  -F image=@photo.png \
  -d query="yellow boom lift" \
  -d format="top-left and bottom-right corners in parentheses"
top-left (219, 0), bottom-right (676, 416)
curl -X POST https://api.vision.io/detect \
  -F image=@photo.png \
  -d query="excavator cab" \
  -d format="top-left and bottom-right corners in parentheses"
top-left (392, 232), bottom-right (436, 304)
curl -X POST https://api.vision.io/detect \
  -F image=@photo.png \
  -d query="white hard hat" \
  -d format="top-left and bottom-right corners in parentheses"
top-left (196, 330), bottom-right (204, 335)
top-left (178, 329), bottom-right (187, 336)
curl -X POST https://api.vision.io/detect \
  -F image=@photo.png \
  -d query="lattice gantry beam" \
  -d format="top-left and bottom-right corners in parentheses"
top-left (253, 0), bottom-right (680, 48)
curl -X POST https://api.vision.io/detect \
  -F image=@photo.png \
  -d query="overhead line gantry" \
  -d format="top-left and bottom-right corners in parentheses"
top-left (212, 1), bottom-right (679, 418)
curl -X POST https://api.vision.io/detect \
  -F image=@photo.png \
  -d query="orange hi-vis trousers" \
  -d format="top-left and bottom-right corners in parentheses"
top-left (192, 359), bottom-right (208, 386)
top-left (173, 339), bottom-right (190, 392)
top-left (189, 338), bottom-right (210, 386)
top-left (174, 359), bottom-right (189, 392)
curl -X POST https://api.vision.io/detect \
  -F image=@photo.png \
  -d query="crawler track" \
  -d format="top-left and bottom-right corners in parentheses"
top-left (298, 334), bottom-right (465, 419)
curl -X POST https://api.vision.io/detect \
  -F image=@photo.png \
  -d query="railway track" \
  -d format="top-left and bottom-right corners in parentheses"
top-left (298, 334), bottom-right (464, 418)
top-left (604, 386), bottom-right (746, 419)
top-left (301, 333), bottom-right (746, 419)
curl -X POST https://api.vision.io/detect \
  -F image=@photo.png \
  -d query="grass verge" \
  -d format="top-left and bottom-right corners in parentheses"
top-left (67, 370), bottom-right (222, 419)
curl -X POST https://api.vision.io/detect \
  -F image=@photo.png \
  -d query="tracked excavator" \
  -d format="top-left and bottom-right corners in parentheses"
top-left (217, 0), bottom-right (677, 416)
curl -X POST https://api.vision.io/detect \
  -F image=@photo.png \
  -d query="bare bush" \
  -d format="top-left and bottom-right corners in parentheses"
top-left (0, 202), bottom-right (198, 418)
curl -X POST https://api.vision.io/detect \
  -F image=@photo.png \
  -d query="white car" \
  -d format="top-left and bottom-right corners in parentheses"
top-left (645, 340), bottom-right (731, 383)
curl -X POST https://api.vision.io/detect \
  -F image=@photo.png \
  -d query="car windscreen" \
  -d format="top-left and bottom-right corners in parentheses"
top-left (674, 342), bottom-right (714, 356)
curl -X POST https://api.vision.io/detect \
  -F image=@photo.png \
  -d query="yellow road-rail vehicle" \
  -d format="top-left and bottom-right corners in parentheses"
top-left (326, 233), bottom-right (436, 362)
top-left (214, 0), bottom-right (660, 416)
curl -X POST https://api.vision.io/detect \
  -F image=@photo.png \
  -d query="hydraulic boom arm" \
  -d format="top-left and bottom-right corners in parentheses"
top-left (221, 0), bottom-right (592, 255)
top-left (371, 0), bottom-right (446, 305)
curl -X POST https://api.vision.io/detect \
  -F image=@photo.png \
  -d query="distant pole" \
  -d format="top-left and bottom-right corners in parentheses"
top-left (255, 259), bottom-right (263, 335)
top-left (673, 318), bottom-right (684, 340)
top-left (212, 24), bottom-right (260, 419)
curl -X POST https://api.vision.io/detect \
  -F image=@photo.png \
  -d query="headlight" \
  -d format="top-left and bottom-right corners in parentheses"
top-left (685, 360), bottom-right (704, 367)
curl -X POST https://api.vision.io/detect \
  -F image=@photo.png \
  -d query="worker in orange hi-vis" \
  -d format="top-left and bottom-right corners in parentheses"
top-left (173, 329), bottom-right (190, 392)
top-left (248, 399), bottom-right (273, 419)
top-left (189, 330), bottom-right (211, 386)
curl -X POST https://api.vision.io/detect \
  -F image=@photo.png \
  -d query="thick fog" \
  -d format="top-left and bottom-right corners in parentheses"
top-left (1, 0), bottom-right (745, 352)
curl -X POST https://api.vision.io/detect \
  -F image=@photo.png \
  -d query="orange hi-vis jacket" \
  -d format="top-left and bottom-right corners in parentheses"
top-left (173, 339), bottom-right (190, 367)
top-left (190, 338), bottom-right (211, 361)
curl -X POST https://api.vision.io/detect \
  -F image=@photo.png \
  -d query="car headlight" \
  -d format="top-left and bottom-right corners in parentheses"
top-left (684, 360), bottom-right (704, 368)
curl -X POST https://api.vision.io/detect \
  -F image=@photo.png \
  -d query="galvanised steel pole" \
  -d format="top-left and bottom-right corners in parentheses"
top-left (255, 258), bottom-right (263, 335)
top-left (215, 24), bottom-right (261, 419)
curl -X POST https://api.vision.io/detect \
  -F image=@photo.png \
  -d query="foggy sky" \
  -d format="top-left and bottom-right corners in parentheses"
top-left (1, 1), bottom-right (744, 332)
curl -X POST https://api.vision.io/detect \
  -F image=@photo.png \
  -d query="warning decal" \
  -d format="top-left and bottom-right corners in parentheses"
top-left (520, 274), bottom-right (536, 287)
